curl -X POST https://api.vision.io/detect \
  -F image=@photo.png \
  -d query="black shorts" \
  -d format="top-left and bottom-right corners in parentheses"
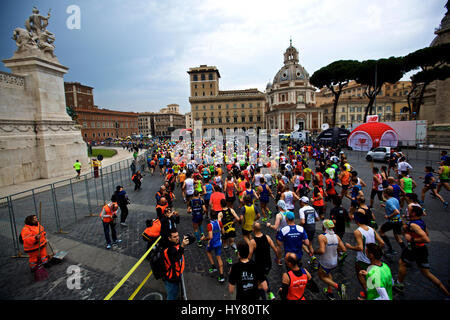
top-left (242, 229), bottom-right (252, 236)
top-left (342, 184), bottom-right (349, 191)
top-left (440, 179), bottom-right (450, 184)
top-left (313, 205), bottom-right (324, 217)
top-left (370, 189), bottom-right (383, 200)
top-left (380, 220), bottom-right (403, 235)
top-left (401, 245), bottom-right (430, 269)
top-left (223, 230), bottom-right (236, 240)
top-left (76, 169), bottom-right (81, 173)
top-left (305, 229), bottom-right (315, 242)
top-left (226, 195), bottom-right (236, 203)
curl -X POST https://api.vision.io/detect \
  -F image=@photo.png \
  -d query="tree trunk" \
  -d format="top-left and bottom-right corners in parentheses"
top-left (414, 82), bottom-right (428, 119)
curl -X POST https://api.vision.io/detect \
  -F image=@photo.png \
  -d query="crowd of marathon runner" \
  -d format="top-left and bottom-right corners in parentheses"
top-left (121, 138), bottom-right (450, 300)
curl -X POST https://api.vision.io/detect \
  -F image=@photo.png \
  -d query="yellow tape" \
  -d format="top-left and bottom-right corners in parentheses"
top-left (128, 270), bottom-right (153, 300)
top-left (104, 236), bottom-right (161, 300)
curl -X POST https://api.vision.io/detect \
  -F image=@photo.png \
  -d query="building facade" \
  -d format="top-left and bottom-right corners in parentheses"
top-left (265, 42), bottom-right (323, 134)
top-left (188, 65), bottom-right (266, 133)
top-left (316, 80), bottom-right (414, 126)
top-left (64, 82), bottom-right (138, 142)
top-left (138, 105), bottom-right (186, 137)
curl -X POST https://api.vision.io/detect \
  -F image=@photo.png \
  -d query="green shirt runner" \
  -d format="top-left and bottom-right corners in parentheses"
top-left (73, 161), bottom-right (81, 171)
top-left (366, 263), bottom-right (393, 300)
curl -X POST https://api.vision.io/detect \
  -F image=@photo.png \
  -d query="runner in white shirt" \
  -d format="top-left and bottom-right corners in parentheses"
top-left (316, 220), bottom-right (347, 300)
top-left (397, 157), bottom-right (412, 175)
top-left (281, 186), bottom-right (300, 211)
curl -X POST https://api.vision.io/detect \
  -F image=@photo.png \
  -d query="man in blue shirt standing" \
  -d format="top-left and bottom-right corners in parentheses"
top-left (378, 188), bottom-right (406, 255)
top-left (276, 211), bottom-right (313, 264)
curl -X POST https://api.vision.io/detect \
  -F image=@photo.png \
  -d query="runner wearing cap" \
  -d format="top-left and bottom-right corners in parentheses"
top-left (315, 219), bottom-right (347, 300)
top-left (299, 196), bottom-right (319, 269)
top-left (267, 200), bottom-right (288, 266)
top-left (276, 211), bottom-right (313, 265)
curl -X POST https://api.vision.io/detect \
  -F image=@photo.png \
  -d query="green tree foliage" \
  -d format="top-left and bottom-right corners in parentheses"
top-left (310, 60), bottom-right (360, 127)
top-left (403, 43), bottom-right (450, 117)
top-left (354, 57), bottom-right (404, 122)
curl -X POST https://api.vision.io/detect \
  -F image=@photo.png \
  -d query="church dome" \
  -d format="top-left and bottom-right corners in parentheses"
top-left (272, 41), bottom-right (310, 85)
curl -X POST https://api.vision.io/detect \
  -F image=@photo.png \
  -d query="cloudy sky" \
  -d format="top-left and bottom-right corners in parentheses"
top-left (0, 0), bottom-right (446, 114)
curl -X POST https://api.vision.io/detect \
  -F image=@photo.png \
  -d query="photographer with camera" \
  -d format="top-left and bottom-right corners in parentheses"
top-left (164, 228), bottom-right (190, 300)
top-left (159, 203), bottom-right (180, 249)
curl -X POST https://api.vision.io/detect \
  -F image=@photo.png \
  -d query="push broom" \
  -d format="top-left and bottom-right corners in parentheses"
top-left (34, 202), bottom-right (49, 281)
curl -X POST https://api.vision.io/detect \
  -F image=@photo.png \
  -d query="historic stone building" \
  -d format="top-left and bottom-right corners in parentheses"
top-left (64, 82), bottom-right (139, 142)
top-left (316, 80), bottom-right (413, 126)
top-left (188, 65), bottom-right (266, 133)
top-left (265, 41), bottom-right (322, 133)
top-left (138, 104), bottom-right (186, 137)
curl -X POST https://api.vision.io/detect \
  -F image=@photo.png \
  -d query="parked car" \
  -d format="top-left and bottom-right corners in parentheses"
top-left (366, 146), bottom-right (392, 162)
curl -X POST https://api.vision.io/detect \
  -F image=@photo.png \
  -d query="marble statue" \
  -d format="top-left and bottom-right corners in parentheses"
top-left (12, 7), bottom-right (55, 57)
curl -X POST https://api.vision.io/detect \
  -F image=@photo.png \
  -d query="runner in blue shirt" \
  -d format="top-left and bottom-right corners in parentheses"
top-left (201, 210), bottom-right (225, 283)
top-left (379, 188), bottom-right (405, 255)
top-left (276, 211), bottom-right (313, 262)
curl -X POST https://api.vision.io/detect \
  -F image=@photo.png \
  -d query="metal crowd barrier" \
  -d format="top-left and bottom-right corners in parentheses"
top-left (1, 148), bottom-right (154, 258)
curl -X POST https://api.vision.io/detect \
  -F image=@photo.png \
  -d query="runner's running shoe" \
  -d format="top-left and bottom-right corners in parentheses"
top-left (323, 288), bottom-right (335, 300)
top-left (337, 283), bottom-right (347, 300)
top-left (226, 257), bottom-right (233, 265)
top-left (208, 266), bottom-right (218, 273)
top-left (338, 252), bottom-right (348, 265)
top-left (267, 292), bottom-right (276, 300)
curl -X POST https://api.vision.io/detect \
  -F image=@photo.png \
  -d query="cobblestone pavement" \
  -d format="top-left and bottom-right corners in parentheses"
top-left (0, 149), bottom-right (448, 300)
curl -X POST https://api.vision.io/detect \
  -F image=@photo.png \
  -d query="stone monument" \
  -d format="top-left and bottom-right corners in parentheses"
top-left (420, 2), bottom-right (450, 144)
top-left (0, 7), bottom-right (89, 187)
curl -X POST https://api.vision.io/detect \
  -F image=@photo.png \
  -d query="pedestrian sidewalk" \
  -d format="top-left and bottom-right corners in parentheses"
top-left (0, 147), bottom-right (147, 199)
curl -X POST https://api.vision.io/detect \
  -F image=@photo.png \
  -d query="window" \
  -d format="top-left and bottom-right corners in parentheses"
top-left (249, 103), bottom-right (253, 108)
top-left (211, 105), bottom-right (214, 109)
top-left (210, 84), bottom-right (213, 88)
top-left (233, 104), bottom-right (237, 108)
top-left (194, 84), bottom-right (197, 89)
top-left (202, 84), bottom-right (205, 88)
top-left (341, 107), bottom-right (345, 112)
top-left (241, 116), bottom-right (246, 122)
top-left (378, 106), bottom-right (382, 112)
top-left (340, 115), bottom-right (346, 122)
top-left (234, 117), bottom-right (238, 123)
top-left (357, 107), bottom-right (362, 112)
top-left (203, 105), bottom-right (206, 110)
top-left (386, 105), bottom-right (391, 111)
top-left (193, 75), bottom-right (198, 81)
top-left (257, 116), bottom-right (261, 122)
top-left (226, 104), bottom-right (229, 109)
top-left (249, 116), bottom-right (253, 122)
top-left (210, 118), bottom-right (214, 124)
top-left (241, 103), bottom-right (245, 108)
top-left (195, 105), bottom-right (199, 110)
top-left (257, 103), bottom-right (260, 107)
top-left (209, 73), bottom-right (213, 80)
top-left (195, 92), bottom-right (197, 96)
top-left (218, 118), bottom-right (222, 124)
top-left (82, 122), bottom-right (87, 128)
top-left (351, 115), bottom-right (355, 121)
top-left (350, 107), bottom-right (355, 112)
top-left (201, 74), bottom-right (205, 81)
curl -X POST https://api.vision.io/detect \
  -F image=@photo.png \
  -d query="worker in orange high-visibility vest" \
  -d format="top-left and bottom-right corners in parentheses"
top-left (20, 215), bottom-right (49, 272)
top-left (100, 202), bottom-right (122, 249)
